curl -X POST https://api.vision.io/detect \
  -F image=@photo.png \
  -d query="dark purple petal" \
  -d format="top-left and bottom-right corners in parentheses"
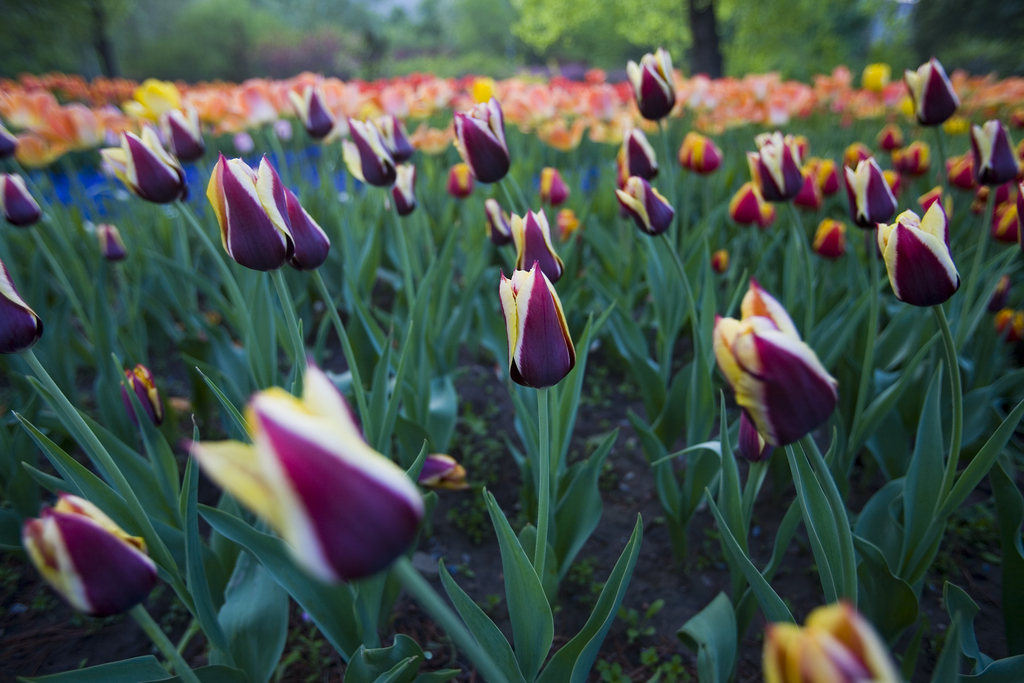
top-left (221, 164), bottom-right (290, 271)
top-left (0, 127), bottom-right (17, 159)
top-left (285, 188), bottom-right (330, 270)
top-left (637, 68), bottom-right (674, 120)
top-left (862, 166), bottom-right (898, 225)
top-left (351, 126), bottom-right (396, 187)
top-left (126, 135), bottom-right (185, 204)
top-left (753, 335), bottom-right (838, 446)
top-left (627, 136), bottom-right (658, 180)
top-left (919, 64), bottom-right (958, 126)
top-left (2, 177), bottom-right (41, 227)
top-left (520, 215), bottom-right (563, 282)
top-left (738, 410), bottom-right (772, 462)
top-left (305, 92), bottom-right (334, 139)
top-left (512, 271), bottom-right (574, 388)
top-left (892, 226), bottom-right (960, 307)
top-left (168, 118), bottom-right (205, 162)
top-left (456, 114), bottom-right (509, 183)
top-left (643, 188), bottom-right (675, 235)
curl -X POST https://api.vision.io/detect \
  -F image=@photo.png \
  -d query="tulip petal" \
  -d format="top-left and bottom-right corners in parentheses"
top-left (510, 265), bottom-right (575, 388)
top-left (219, 158), bottom-right (291, 271)
top-left (883, 223), bottom-right (960, 307)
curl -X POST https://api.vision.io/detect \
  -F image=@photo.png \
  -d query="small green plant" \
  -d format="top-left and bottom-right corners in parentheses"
top-left (596, 658), bottom-right (632, 683)
top-left (566, 555), bottom-right (605, 607)
top-left (474, 593), bottom-right (502, 617)
top-left (640, 649), bottom-right (690, 683)
top-left (618, 599), bottom-right (664, 645)
top-left (446, 490), bottom-right (490, 544)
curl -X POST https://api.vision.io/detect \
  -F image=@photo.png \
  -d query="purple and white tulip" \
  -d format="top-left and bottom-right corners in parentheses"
top-left (284, 188), bottom-right (330, 271)
top-left (904, 58), bottom-right (959, 127)
top-left (623, 128), bottom-right (659, 180)
top-left (100, 125), bottom-right (188, 204)
top-left (163, 105), bottom-right (205, 162)
top-left (454, 98), bottom-right (510, 183)
top-left (616, 176), bottom-right (675, 236)
top-left (288, 85), bottom-right (335, 140)
top-left (0, 124), bottom-right (18, 159)
top-left (844, 158), bottom-right (898, 228)
top-left (0, 173), bottom-right (42, 227)
top-left (391, 164), bottom-right (417, 217)
top-left (877, 204), bottom-right (960, 308)
top-left (485, 198), bottom-right (513, 246)
top-left (0, 259), bottom-right (43, 354)
top-left (970, 120), bottom-right (1020, 187)
top-left (343, 118), bottom-right (397, 187)
top-left (749, 132), bottom-right (804, 202)
top-left (376, 115), bottom-right (415, 163)
top-left (97, 224), bottom-right (127, 262)
top-left (511, 209), bottom-right (564, 283)
top-left (626, 48), bottom-right (676, 121)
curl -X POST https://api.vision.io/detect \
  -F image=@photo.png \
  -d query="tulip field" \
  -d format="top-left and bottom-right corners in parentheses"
top-left (3, 55), bottom-right (1024, 683)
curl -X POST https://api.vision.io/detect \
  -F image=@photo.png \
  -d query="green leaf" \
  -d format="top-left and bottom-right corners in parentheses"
top-left (677, 593), bottom-right (736, 683)
top-left (160, 665), bottom-right (251, 683)
top-left (195, 367), bottom-right (253, 442)
top-left (343, 634), bottom-right (424, 683)
top-left (853, 536), bottom-right (918, 643)
top-left (182, 454), bottom-right (230, 655)
top-left (944, 582), bottom-right (993, 673)
top-left (802, 435), bottom-right (857, 604)
top-left (554, 429), bottom-right (617, 580)
top-left (16, 656), bottom-right (169, 683)
top-left (990, 459), bottom-right (1024, 655)
top-left (483, 490), bottom-right (553, 682)
top-left (785, 443), bottom-right (841, 603)
top-left (930, 616), bottom-right (962, 683)
top-left (900, 365), bottom-right (946, 573)
top-left (537, 516), bottom-right (643, 683)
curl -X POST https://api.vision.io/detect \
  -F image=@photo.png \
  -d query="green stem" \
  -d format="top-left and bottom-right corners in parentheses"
top-left (389, 203), bottom-right (417, 306)
top-left (658, 119), bottom-right (678, 211)
top-left (741, 460), bottom-right (769, 531)
top-left (955, 189), bottom-right (995, 348)
top-left (934, 304), bottom-right (963, 503)
top-left (851, 240), bottom-right (880, 440)
top-left (392, 557), bottom-right (509, 683)
top-left (311, 270), bottom-right (370, 425)
top-left (534, 387), bottom-right (551, 580)
top-left (506, 173), bottom-right (530, 212)
top-left (271, 269), bottom-right (306, 380)
top-left (176, 618), bottom-right (201, 655)
top-left (658, 233), bottom-right (699, 342)
top-left (131, 604), bottom-right (202, 683)
top-left (30, 229), bottom-right (91, 333)
top-left (932, 125), bottom-right (950, 198)
top-left (500, 178), bottom-right (520, 215)
top-left (787, 204), bottom-right (815, 337)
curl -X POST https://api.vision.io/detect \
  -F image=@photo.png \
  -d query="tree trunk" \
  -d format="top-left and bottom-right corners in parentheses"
top-left (90, 0), bottom-right (118, 77)
top-left (688, 0), bottom-right (723, 78)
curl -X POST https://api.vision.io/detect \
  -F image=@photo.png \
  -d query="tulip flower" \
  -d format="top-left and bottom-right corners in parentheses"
top-left (418, 454), bottom-right (469, 490)
top-left (810, 158), bottom-right (840, 195)
top-left (511, 209), bottom-right (564, 283)
top-left (862, 63), bottom-right (891, 92)
top-left (877, 204), bottom-right (960, 307)
top-left (973, 184), bottom-right (1012, 214)
top-left (919, 186), bottom-right (951, 216)
top-left (100, 126), bottom-right (188, 204)
top-left (626, 48), bottom-right (676, 121)
top-left (876, 123), bottom-right (903, 151)
top-left (904, 58), bottom-right (960, 127)
top-left (793, 169), bottom-right (823, 210)
top-left (989, 275), bottom-right (1011, 312)
top-left (842, 142), bottom-right (872, 169)
top-left (485, 198), bottom-right (513, 246)
top-left (193, 365), bottom-right (424, 584)
top-left (97, 224), bottom-right (127, 262)
top-left (679, 132), bottom-right (722, 175)
top-left (616, 176), bottom-right (675, 236)
top-left (749, 132), bottom-right (803, 202)
top-left (812, 218), bottom-right (847, 260)
top-left (498, 262), bottom-right (576, 388)
top-left (453, 98), bottom-right (510, 183)
top-left (0, 173), bottom-right (42, 227)
top-left (893, 141), bottom-right (930, 177)
top-left (283, 188), bottom-right (330, 271)
top-left (124, 79), bottom-right (181, 121)
top-left (163, 105), bottom-right (205, 163)
top-left (792, 136), bottom-right (810, 163)
top-left (738, 411), bottom-right (772, 462)
top-left (845, 158), bottom-right (898, 228)
top-left (375, 115), bottom-right (415, 163)
top-left (947, 154), bottom-right (976, 190)
top-left (729, 182), bottom-right (774, 229)
top-left (995, 309), bottom-right (1024, 343)
top-left (992, 201), bottom-right (1019, 243)
top-left (447, 162), bottom-right (474, 199)
top-left (0, 124), bottom-right (17, 159)
top-left (764, 602), bottom-right (900, 683)
top-left (121, 363), bottom-right (163, 426)
top-left (971, 120), bottom-right (1020, 187)
top-left (0, 259), bottom-right (43, 354)
top-left (711, 249), bottom-right (729, 274)
top-left (557, 208), bottom-right (580, 242)
top-left (713, 280), bottom-right (838, 446)
top-left (391, 164), bottom-right (417, 217)
top-left (884, 169), bottom-right (902, 197)
top-left (288, 85), bottom-right (335, 140)
top-left (344, 118), bottom-right (397, 187)
top-left (23, 494), bottom-right (158, 617)
top-left (622, 128), bottom-right (658, 180)
top-left (540, 167), bottom-right (569, 206)
top-left (207, 153), bottom-right (294, 272)
top-left (471, 77), bottom-right (496, 103)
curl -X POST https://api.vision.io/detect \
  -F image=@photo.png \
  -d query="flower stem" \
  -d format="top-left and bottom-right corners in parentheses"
top-left (270, 269), bottom-right (306, 383)
top-left (534, 387), bottom-right (551, 580)
top-left (851, 238), bottom-right (880, 440)
top-left (500, 178), bottom-right (520, 215)
top-left (131, 604), bottom-right (201, 683)
top-left (955, 189), bottom-right (995, 348)
top-left (658, 119), bottom-right (677, 211)
top-left (787, 203), bottom-right (814, 337)
top-left (393, 557), bottom-right (509, 683)
top-left (933, 304), bottom-right (963, 502)
top-left (389, 202), bottom-right (417, 306)
top-left (659, 233), bottom-right (699, 341)
top-left (311, 270), bottom-right (370, 425)
top-left (932, 125), bottom-right (950, 197)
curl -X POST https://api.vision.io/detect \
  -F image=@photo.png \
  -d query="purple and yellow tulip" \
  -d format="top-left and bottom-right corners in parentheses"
top-left (376, 114), bottom-right (415, 163)
top-left (511, 209), bottom-right (564, 283)
top-left (0, 259), bottom-right (43, 354)
top-left (485, 198), bottom-right (513, 246)
top-left (343, 118), bottom-right (397, 187)
top-left (391, 164), bottom-right (417, 217)
top-left (616, 176), bottom-right (675, 236)
top-left (738, 411), bottom-right (773, 462)
top-left (288, 85), bottom-right (335, 140)
top-left (971, 120), bottom-right (1020, 187)
top-left (100, 126), bottom-right (187, 204)
top-left (121, 363), bottom-right (163, 426)
top-left (904, 58), bottom-right (960, 127)
top-left (418, 454), bottom-right (469, 491)
top-left (845, 158), bottom-right (898, 228)
top-left (876, 123), bottom-right (903, 152)
top-left (812, 218), bottom-right (846, 260)
top-left (729, 182), bottom-right (774, 229)
top-left (540, 167), bottom-right (569, 206)
top-left (283, 187), bottom-right (330, 271)
top-left (877, 204), bottom-right (960, 307)
top-left (679, 132), bottom-right (722, 175)
top-left (989, 275), bottom-right (1011, 312)
top-left (626, 48), bottom-right (675, 121)
top-left (750, 132), bottom-right (803, 202)
top-left (0, 173), bottom-right (41, 227)
top-left (711, 249), bottom-right (729, 274)
top-left (454, 98), bottom-right (509, 183)
top-left (97, 224), bottom-right (127, 262)
top-left (447, 162), bottom-right (474, 199)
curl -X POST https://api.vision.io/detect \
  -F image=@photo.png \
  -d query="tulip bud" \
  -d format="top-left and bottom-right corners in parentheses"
top-left (233, 131), bottom-right (255, 155)
top-left (711, 249), bottom-right (729, 274)
top-left (893, 141), bottom-right (931, 177)
top-left (992, 201), bottom-right (1019, 244)
top-left (343, 118), bottom-right (397, 187)
top-left (0, 124), bottom-right (18, 159)
top-left (971, 120), bottom-right (1020, 187)
top-left (192, 362), bottom-right (425, 582)
top-left (617, 176), bottom-right (675, 236)
top-left (288, 85), bottom-right (335, 140)
top-left (499, 262), bottom-right (576, 388)
top-left (812, 218), bottom-right (847, 260)
top-left (862, 63), bottom-right (891, 92)
top-left (418, 454), bottom-right (468, 490)
top-left (904, 58), bottom-right (960, 127)
top-left (946, 154), bottom-right (976, 190)
top-left (471, 77), bottom-right (496, 104)
top-left (97, 224), bottom-right (127, 262)
top-left (877, 204), bottom-right (959, 307)
top-left (100, 126), bottom-right (187, 204)
top-left (121, 363), bottom-right (163, 426)
top-left (793, 169), bottom-right (823, 210)
top-left (540, 167), bottom-right (569, 206)
top-left (679, 132), bottom-right (722, 175)
top-left (876, 124), bottom-right (903, 151)
top-left (447, 162), bottom-right (474, 199)
top-left (284, 188), bottom-right (330, 271)
top-left (989, 275), bottom-right (1011, 312)
top-left (729, 182), bottom-right (773, 229)
top-left (622, 128), bottom-right (659, 180)
top-left (485, 198), bottom-right (513, 246)
top-left (512, 209), bottom-right (564, 283)
top-left (749, 132), bottom-right (803, 202)
top-left (0, 259), bottom-right (43, 353)
top-left (23, 494), bottom-right (158, 616)
top-left (391, 164), bottom-right (417, 217)
top-left (454, 98), bottom-right (510, 183)
top-left (713, 280), bottom-right (838, 446)
top-left (810, 158), bottom-right (840, 195)
top-left (842, 142), bottom-right (872, 170)
top-left (626, 48), bottom-right (676, 121)
top-left (973, 184), bottom-right (1012, 214)
top-left (207, 153), bottom-right (294, 272)
top-left (163, 105), bottom-right (205, 163)
top-left (557, 208), bottom-right (580, 242)
top-left (375, 115), bottom-right (415, 163)
top-left (0, 173), bottom-right (42, 227)
top-left (995, 309), bottom-right (1024, 343)
top-left (919, 186), bottom-right (952, 216)
top-left (738, 411), bottom-right (773, 462)
top-left (764, 602), bottom-right (900, 683)
top-left (884, 169), bottom-right (902, 197)
top-left (845, 158), bottom-right (898, 228)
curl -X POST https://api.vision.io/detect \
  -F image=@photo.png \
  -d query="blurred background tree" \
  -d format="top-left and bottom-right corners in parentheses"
top-left (0, 0), bottom-right (1021, 83)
